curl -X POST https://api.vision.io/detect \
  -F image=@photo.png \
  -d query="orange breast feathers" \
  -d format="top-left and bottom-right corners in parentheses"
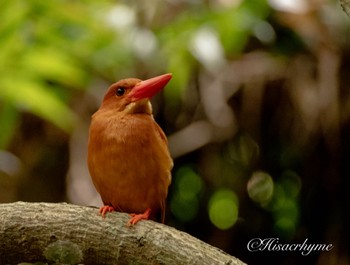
top-left (87, 74), bottom-right (173, 226)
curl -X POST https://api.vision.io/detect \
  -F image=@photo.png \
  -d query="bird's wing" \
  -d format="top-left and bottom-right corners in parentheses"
top-left (153, 121), bottom-right (173, 223)
top-left (153, 121), bottom-right (173, 170)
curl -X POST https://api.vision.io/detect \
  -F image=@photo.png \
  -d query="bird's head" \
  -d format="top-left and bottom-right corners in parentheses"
top-left (100, 73), bottom-right (172, 115)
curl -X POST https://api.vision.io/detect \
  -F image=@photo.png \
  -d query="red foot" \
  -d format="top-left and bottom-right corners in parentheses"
top-left (99, 205), bottom-right (115, 218)
top-left (127, 208), bottom-right (151, 226)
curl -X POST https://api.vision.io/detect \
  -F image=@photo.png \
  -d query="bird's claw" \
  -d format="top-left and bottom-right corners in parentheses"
top-left (127, 208), bottom-right (151, 226)
top-left (99, 205), bottom-right (115, 218)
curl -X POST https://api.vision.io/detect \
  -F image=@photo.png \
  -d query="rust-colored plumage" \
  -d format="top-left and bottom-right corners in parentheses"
top-left (87, 74), bottom-right (173, 225)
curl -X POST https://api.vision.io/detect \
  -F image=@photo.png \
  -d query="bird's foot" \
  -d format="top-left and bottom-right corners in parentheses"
top-left (99, 205), bottom-right (115, 218)
top-left (127, 208), bottom-right (151, 226)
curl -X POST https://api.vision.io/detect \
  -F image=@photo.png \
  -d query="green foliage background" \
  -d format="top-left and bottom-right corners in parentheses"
top-left (1, 0), bottom-right (349, 264)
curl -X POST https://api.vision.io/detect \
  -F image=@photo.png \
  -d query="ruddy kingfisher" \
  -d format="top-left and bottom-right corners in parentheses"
top-left (87, 73), bottom-right (173, 225)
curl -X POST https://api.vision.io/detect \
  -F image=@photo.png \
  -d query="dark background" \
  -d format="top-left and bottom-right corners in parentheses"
top-left (0, 0), bottom-right (349, 264)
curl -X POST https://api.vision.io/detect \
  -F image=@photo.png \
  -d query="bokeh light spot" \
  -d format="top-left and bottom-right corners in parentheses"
top-left (177, 167), bottom-right (203, 200)
top-left (208, 189), bottom-right (239, 230)
top-left (274, 216), bottom-right (296, 238)
top-left (170, 166), bottom-right (204, 222)
top-left (247, 171), bottom-right (274, 205)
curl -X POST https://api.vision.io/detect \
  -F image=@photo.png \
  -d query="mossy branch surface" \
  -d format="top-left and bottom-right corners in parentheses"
top-left (0, 202), bottom-right (246, 265)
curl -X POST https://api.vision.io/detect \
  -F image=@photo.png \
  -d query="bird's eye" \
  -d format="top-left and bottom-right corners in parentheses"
top-left (115, 87), bottom-right (125, 96)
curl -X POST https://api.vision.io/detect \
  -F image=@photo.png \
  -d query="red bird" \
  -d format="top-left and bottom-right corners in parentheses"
top-left (87, 73), bottom-right (173, 225)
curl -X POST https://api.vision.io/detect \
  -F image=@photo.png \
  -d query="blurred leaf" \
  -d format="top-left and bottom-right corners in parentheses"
top-left (21, 47), bottom-right (87, 88)
top-left (215, 0), bottom-right (271, 54)
top-left (166, 49), bottom-right (194, 100)
top-left (273, 197), bottom-right (299, 239)
top-left (159, 17), bottom-right (197, 101)
top-left (241, 0), bottom-right (270, 17)
top-left (0, 77), bottom-right (77, 132)
top-left (213, 8), bottom-right (251, 55)
top-left (0, 102), bottom-right (20, 149)
top-left (267, 172), bottom-right (301, 239)
top-left (0, 1), bottom-right (28, 37)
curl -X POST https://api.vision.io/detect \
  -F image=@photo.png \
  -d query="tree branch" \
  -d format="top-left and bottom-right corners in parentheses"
top-left (0, 202), bottom-right (246, 265)
top-left (341, 0), bottom-right (350, 18)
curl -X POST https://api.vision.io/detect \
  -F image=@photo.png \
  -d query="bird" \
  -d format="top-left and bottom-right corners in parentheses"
top-left (87, 73), bottom-right (173, 226)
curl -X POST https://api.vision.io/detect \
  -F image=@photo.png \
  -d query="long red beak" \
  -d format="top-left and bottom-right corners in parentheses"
top-left (128, 73), bottom-right (172, 102)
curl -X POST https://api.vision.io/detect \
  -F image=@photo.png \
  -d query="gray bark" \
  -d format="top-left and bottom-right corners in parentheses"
top-left (0, 202), bottom-right (246, 265)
